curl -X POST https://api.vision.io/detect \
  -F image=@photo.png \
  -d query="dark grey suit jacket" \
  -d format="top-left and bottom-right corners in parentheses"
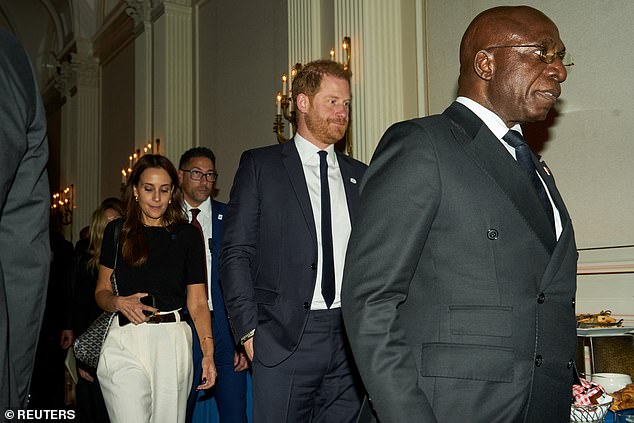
top-left (0, 29), bottom-right (50, 409)
top-left (342, 102), bottom-right (577, 423)
top-left (220, 139), bottom-right (366, 366)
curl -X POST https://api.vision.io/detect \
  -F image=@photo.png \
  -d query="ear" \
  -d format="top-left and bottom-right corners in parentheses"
top-left (474, 50), bottom-right (494, 81)
top-left (295, 93), bottom-right (310, 114)
top-left (177, 169), bottom-right (184, 185)
top-left (133, 186), bottom-right (138, 197)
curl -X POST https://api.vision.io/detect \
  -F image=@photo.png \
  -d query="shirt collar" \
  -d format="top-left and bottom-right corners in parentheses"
top-left (456, 96), bottom-right (522, 139)
top-left (184, 196), bottom-right (212, 218)
top-left (294, 133), bottom-right (338, 168)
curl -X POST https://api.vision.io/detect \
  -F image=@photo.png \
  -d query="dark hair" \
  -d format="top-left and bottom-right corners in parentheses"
top-left (291, 60), bottom-right (351, 105)
top-left (178, 147), bottom-right (216, 170)
top-left (121, 154), bottom-right (186, 266)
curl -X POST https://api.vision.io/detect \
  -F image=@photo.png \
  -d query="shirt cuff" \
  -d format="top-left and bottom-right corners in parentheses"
top-left (240, 329), bottom-right (255, 345)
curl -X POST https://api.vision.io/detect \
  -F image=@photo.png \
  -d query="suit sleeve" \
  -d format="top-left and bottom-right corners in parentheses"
top-left (219, 151), bottom-right (259, 345)
top-left (0, 30), bottom-right (50, 407)
top-left (342, 122), bottom-right (440, 422)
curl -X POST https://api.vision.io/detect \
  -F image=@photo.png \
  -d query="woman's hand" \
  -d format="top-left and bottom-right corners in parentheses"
top-left (114, 293), bottom-right (158, 325)
top-left (196, 355), bottom-right (217, 390)
top-left (78, 368), bottom-right (95, 382)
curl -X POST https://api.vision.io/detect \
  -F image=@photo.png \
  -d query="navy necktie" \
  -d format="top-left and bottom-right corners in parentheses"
top-left (318, 151), bottom-right (335, 308)
top-left (503, 130), bottom-right (555, 231)
top-left (190, 208), bottom-right (209, 298)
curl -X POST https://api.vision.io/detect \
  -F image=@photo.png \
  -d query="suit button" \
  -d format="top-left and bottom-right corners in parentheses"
top-left (571, 297), bottom-right (576, 308)
top-left (535, 355), bottom-right (543, 367)
top-left (537, 293), bottom-right (545, 304)
top-left (567, 359), bottom-right (574, 369)
top-left (487, 229), bottom-right (498, 240)
top-left (310, 263), bottom-right (317, 270)
top-left (303, 302), bottom-right (310, 310)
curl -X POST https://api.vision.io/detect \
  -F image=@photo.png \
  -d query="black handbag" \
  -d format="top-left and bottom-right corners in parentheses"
top-left (73, 220), bottom-right (122, 370)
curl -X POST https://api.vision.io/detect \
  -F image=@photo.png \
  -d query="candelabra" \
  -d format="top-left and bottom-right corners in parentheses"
top-left (51, 184), bottom-right (74, 226)
top-left (121, 138), bottom-right (161, 185)
top-left (274, 37), bottom-right (352, 155)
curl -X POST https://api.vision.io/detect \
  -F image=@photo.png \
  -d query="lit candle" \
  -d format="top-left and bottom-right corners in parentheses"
top-left (147, 143), bottom-right (152, 153)
top-left (282, 74), bottom-right (287, 96)
top-left (122, 169), bottom-right (126, 184)
top-left (276, 93), bottom-right (282, 115)
top-left (329, 48), bottom-right (335, 61)
top-left (133, 153), bottom-right (138, 163)
top-left (128, 155), bottom-right (132, 168)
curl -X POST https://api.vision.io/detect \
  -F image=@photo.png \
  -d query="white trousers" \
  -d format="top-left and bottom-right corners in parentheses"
top-left (97, 314), bottom-right (193, 423)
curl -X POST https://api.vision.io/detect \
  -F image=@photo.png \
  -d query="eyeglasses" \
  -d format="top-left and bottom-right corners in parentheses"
top-left (181, 169), bottom-right (218, 182)
top-left (486, 44), bottom-right (574, 67)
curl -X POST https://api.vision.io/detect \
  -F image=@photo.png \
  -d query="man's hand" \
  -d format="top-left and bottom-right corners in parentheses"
top-left (233, 350), bottom-right (250, 371)
top-left (244, 337), bottom-right (254, 361)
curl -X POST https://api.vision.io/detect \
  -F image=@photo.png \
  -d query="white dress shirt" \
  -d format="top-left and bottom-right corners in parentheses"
top-left (184, 197), bottom-right (214, 310)
top-left (456, 96), bottom-right (562, 239)
top-left (294, 135), bottom-right (351, 309)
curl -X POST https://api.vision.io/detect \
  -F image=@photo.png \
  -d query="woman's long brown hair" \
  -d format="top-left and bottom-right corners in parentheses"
top-left (121, 154), bottom-right (187, 266)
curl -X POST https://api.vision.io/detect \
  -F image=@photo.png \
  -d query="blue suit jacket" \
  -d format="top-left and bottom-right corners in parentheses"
top-left (220, 139), bottom-right (367, 366)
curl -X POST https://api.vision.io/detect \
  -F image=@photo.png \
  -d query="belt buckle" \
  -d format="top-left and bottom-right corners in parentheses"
top-left (147, 313), bottom-right (160, 324)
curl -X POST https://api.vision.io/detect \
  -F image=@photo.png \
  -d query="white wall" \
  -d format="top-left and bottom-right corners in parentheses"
top-left (196, 0), bottom-right (288, 202)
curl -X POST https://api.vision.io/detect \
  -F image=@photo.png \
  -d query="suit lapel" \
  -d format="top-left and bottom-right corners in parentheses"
top-left (336, 151), bottom-right (361, 222)
top-left (533, 158), bottom-right (569, 229)
top-left (444, 102), bottom-right (556, 253)
top-left (282, 139), bottom-right (317, 244)
top-left (211, 200), bottom-right (223, 256)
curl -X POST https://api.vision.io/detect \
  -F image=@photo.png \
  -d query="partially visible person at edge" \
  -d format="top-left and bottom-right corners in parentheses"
top-left (220, 60), bottom-right (366, 422)
top-left (0, 28), bottom-right (50, 412)
top-left (70, 198), bottom-right (124, 423)
top-left (95, 155), bottom-right (216, 423)
top-left (179, 147), bottom-right (249, 423)
top-left (342, 5), bottom-right (577, 423)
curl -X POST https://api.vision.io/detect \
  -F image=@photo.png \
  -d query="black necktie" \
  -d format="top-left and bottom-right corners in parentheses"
top-left (190, 208), bottom-right (209, 298)
top-left (318, 151), bottom-right (335, 308)
top-left (503, 130), bottom-right (555, 231)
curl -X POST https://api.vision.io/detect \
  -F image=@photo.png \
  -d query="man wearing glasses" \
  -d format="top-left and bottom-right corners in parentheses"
top-left (178, 147), bottom-right (249, 423)
top-left (343, 6), bottom-right (577, 423)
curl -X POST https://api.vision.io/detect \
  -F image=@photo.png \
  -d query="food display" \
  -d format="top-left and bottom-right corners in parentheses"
top-left (576, 310), bottom-right (624, 328)
top-left (571, 378), bottom-right (613, 422)
top-left (610, 383), bottom-right (634, 411)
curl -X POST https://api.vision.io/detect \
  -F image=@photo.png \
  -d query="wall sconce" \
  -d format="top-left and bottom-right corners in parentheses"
top-left (51, 184), bottom-right (74, 226)
top-left (121, 138), bottom-right (161, 185)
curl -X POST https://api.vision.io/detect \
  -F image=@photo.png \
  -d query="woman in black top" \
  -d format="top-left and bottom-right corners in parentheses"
top-left (95, 155), bottom-right (216, 423)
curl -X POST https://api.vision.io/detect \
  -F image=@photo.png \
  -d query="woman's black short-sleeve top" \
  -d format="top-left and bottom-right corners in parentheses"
top-left (100, 219), bottom-right (206, 311)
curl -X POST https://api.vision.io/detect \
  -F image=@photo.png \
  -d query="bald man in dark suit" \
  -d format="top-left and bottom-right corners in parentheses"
top-left (343, 6), bottom-right (577, 423)
top-left (0, 28), bottom-right (50, 411)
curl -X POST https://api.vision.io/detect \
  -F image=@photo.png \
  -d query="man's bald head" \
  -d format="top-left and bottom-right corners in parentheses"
top-left (457, 6), bottom-right (567, 127)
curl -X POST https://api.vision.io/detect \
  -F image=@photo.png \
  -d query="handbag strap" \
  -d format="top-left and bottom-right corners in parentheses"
top-left (110, 219), bottom-right (123, 295)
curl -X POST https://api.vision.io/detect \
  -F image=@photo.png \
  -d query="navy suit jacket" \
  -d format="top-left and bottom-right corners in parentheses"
top-left (220, 139), bottom-right (366, 366)
top-left (209, 200), bottom-right (230, 330)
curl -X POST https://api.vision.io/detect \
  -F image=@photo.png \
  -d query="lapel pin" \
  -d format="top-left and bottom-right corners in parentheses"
top-left (218, 214), bottom-right (223, 220)
top-left (350, 177), bottom-right (357, 184)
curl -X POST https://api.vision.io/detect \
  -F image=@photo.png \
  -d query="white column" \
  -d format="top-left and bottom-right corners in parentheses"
top-left (73, 41), bottom-right (101, 237)
top-left (127, 0), bottom-right (156, 152)
top-left (336, 0), bottom-right (421, 163)
top-left (288, 0), bottom-right (328, 66)
top-left (153, 0), bottom-right (194, 163)
top-left (54, 42), bottom-right (101, 240)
